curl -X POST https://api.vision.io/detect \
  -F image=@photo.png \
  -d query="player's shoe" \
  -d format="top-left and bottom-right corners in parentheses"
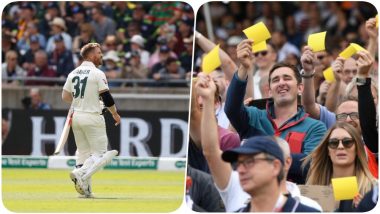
top-left (70, 169), bottom-right (85, 195)
top-left (81, 177), bottom-right (93, 198)
top-left (82, 150), bottom-right (118, 180)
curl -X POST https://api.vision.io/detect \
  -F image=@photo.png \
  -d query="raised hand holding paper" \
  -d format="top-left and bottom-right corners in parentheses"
top-left (307, 31), bottom-right (327, 52)
top-left (339, 43), bottom-right (365, 59)
top-left (243, 22), bottom-right (271, 43)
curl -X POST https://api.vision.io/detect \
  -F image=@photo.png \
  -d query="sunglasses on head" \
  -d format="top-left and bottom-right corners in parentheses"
top-left (254, 51), bottom-right (268, 57)
top-left (328, 138), bottom-right (355, 149)
top-left (336, 112), bottom-right (359, 121)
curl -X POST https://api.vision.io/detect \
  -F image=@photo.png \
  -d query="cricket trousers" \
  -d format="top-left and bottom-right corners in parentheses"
top-left (71, 111), bottom-right (108, 166)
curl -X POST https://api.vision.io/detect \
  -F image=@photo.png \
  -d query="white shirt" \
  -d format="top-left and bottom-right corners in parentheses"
top-left (215, 102), bottom-right (230, 129)
top-left (63, 61), bottom-right (109, 113)
top-left (253, 71), bottom-right (262, 99)
top-left (216, 171), bottom-right (323, 212)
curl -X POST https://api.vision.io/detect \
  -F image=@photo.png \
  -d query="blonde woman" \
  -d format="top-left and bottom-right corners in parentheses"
top-left (303, 122), bottom-right (376, 211)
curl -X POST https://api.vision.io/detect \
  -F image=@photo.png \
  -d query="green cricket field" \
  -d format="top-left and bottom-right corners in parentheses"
top-left (2, 168), bottom-right (185, 212)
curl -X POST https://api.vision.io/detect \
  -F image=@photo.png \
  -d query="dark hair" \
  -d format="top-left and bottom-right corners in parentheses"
top-left (165, 57), bottom-right (178, 66)
top-left (268, 62), bottom-right (301, 85)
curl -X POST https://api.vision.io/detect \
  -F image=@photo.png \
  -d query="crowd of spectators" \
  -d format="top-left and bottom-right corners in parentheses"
top-left (2, 1), bottom-right (193, 87)
top-left (189, 1), bottom-right (378, 212)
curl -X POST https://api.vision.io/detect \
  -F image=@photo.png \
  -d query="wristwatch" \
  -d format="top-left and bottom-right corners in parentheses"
top-left (300, 69), bottom-right (315, 78)
top-left (356, 77), bottom-right (369, 86)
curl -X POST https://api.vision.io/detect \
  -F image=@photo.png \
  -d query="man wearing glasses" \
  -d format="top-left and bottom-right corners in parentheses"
top-left (222, 136), bottom-right (320, 212)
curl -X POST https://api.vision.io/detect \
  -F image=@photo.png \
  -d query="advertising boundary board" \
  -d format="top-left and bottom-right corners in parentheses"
top-left (2, 109), bottom-right (188, 157)
top-left (2, 155), bottom-right (186, 171)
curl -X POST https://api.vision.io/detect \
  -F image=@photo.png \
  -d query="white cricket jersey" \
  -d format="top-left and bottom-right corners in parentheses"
top-left (63, 61), bottom-right (109, 113)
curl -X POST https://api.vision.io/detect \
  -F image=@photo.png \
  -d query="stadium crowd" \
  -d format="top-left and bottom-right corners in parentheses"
top-left (188, 1), bottom-right (378, 212)
top-left (2, 1), bottom-right (193, 87)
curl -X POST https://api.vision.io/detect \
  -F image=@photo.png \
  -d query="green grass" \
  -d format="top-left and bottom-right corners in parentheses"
top-left (2, 168), bottom-right (185, 212)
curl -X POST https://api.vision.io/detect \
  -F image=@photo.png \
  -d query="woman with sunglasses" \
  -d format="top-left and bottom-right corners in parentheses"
top-left (303, 122), bottom-right (376, 211)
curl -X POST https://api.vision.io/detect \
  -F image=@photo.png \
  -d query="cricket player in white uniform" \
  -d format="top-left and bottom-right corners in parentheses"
top-left (62, 43), bottom-right (121, 197)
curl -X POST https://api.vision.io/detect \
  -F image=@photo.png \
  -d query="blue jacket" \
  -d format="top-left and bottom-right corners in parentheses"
top-left (225, 73), bottom-right (327, 154)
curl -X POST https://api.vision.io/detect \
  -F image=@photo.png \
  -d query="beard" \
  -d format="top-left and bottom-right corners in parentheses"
top-left (95, 58), bottom-right (103, 67)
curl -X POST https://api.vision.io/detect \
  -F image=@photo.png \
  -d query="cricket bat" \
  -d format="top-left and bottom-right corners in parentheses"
top-left (54, 108), bottom-right (73, 155)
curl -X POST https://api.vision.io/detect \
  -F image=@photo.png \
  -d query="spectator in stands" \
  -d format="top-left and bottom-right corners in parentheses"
top-left (303, 122), bottom-right (376, 211)
top-left (189, 78), bottom-right (240, 173)
top-left (45, 17), bottom-right (72, 53)
top-left (222, 135), bottom-right (319, 212)
top-left (225, 36), bottom-right (243, 65)
top-left (39, 2), bottom-right (62, 39)
top-left (26, 50), bottom-right (56, 86)
top-left (181, 3), bottom-right (194, 20)
top-left (197, 72), bottom-right (322, 212)
top-left (325, 56), bottom-right (359, 110)
top-left (255, 2), bottom-right (284, 32)
top-left (174, 17), bottom-right (193, 55)
top-left (116, 21), bottom-right (140, 53)
top-left (17, 22), bottom-right (46, 53)
top-left (258, 74), bottom-right (270, 99)
top-left (66, 3), bottom-right (89, 38)
top-left (127, 4), bottom-right (155, 49)
top-left (26, 88), bottom-right (52, 110)
top-left (271, 31), bottom-right (300, 62)
top-left (102, 35), bottom-right (120, 52)
top-left (159, 24), bottom-right (178, 53)
top-left (147, 2), bottom-right (182, 27)
top-left (148, 37), bottom-right (177, 69)
top-left (301, 48), bottom-right (378, 177)
top-left (195, 30), bottom-right (241, 128)
top-left (130, 35), bottom-right (150, 67)
top-left (101, 50), bottom-right (122, 87)
top-left (16, 2), bottom-right (36, 41)
top-left (72, 23), bottom-right (96, 55)
top-left (20, 35), bottom-right (43, 71)
top-left (90, 5), bottom-right (116, 43)
top-left (301, 49), bottom-right (377, 130)
top-left (149, 45), bottom-right (172, 78)
top-left (122, 51), bottom-right (148, 81)
top-left (226, 40), bottom-right (326, 154)
top-left (284, 53), bottom-right (301, 70)
top-left (179, 37), bottom-right (193, 74)
top-left (2, 50), bottom-right (26, 86)
top-left (48, 34), bottom-right (75, 77)
top-left (154, 57), bottom-right (185, 81)
top-left (313, 50), bottom-right (333, 103)
top-left (112, 2), bottom-right (132, 30)
top-left (2, 34), bottom-right (17, 64)
top-left (250, 43), bottom-right (278, 99)
top-left (284, 15), bottom-right (304, 49)
top-left (303, 4), bottom-right (322, 43)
